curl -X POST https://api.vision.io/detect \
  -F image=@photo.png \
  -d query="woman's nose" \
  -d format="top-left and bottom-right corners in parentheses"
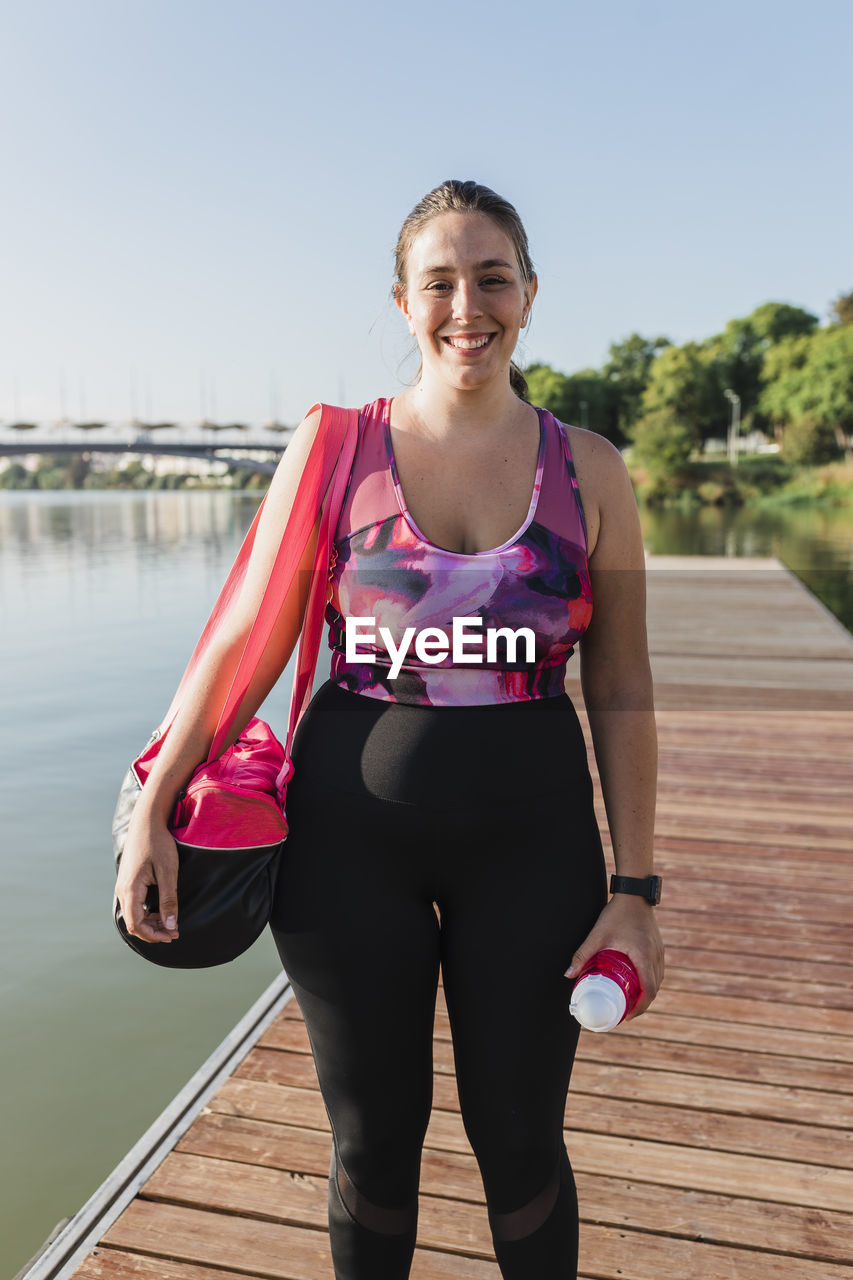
top-left (452, 281), bottom-right (483, 322)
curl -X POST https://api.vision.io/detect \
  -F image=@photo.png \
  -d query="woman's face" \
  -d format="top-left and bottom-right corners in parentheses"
top-left (396, 210), bottom-right (537, 393)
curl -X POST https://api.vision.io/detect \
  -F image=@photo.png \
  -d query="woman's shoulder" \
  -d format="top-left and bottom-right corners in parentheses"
top-left (559, 421), bottom-right (625, 474)
top-left (553, 421), bottom-right (635, 557)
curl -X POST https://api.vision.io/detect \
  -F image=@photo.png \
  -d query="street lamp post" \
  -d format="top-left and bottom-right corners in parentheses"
top-left (724, 389), bottom-right (741, 467)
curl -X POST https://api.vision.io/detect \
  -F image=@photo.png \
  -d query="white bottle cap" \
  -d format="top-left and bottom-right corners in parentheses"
top-left (569, 974), bottom-right (627, 1032)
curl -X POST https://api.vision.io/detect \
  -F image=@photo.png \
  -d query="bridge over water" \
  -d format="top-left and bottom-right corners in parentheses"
top-left (0, 424), bottom-right (292, 477)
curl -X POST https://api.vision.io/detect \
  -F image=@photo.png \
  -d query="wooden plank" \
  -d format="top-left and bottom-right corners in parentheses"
top-left (656, 853), bottom-right (850, 892)
top-left (73, 1253), bottom-right (254, 1280)
top-left (652, 966), bottom-right (853, 1012)
top-left (650, 712), bottom-right (853, 740)
top-left (431, 1005), bottom-right (853, 1061)
top-left (657, 653), bottom-right (853, 692)
top-left (73, 1253), bottom-right (252, 1280)
top-left (199, 1080), bottom-right (853, 1207)
top-left (256, 1017), bottom-right (853, 1097)
top-left (656, 934), bottom-right (853, 974)
top-left (237, 1048), bottom-right (320, 1091)
top-left (651, 814), bottom-right (853, 854)
top-left (178, 1109), bottom-right (853, 1213)
top-left (569, 1132), bottom-right (853, 1215)
top-left (637, 682), bottom-right (853, 710)
top-left (77, 1249), bottom-right (617, 1280)
top-left (239, 1043), bottom-right (853, 1130)
top-left (653, 798), bottom-right (853, 837)
top-left (630, 987), bottom-right (853, 1036)
top-left (574, 1221), bottom-right (853, 1280)
top-left (576, 1031), bottom-right (853, 1095)
top-left (607, 764), bottom-right (853, 796)
top-left (332, 1062), bottom-right (852, 1163)
top-left (103, 1176), bottom-right (853, 1280)
top-left (478, 977), bottom-right (853, 1036)
top-left (576, 1171), bottom-right (853, 1266)
top-left (267, 997), bottom-right (853, 1069)
top-left (655, 754), bottom-right (853, 790)
top-left (637, 906), bottom-right (853, 952)
top-left (589, 1011), bottom-right (853, 1063)
top-left (146, 1151), bottom-right (853, 1265)
top-left (177, 1115), bottom-right (478, 1202)
top-left (651, 854), bottom-right (853, 892)
top-left (103, 1200), bottom-right (501, 1280)
top-left (563, 1091), bottom-right (853, 1169)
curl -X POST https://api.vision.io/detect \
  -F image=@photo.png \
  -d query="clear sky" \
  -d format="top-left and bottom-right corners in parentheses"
top-left (1, 0), bottom-right (850, 427)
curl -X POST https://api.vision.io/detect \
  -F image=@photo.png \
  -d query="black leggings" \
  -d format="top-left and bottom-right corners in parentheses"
top-left (270, 681), bottom-right (607, 1279)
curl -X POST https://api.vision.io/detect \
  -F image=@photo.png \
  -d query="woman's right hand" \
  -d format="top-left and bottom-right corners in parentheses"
top-left (115, 812), bottom-right (181, 944)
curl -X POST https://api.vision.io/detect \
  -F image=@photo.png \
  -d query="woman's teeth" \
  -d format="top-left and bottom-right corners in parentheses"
top-left (445, 335), bottom-right (492, 349)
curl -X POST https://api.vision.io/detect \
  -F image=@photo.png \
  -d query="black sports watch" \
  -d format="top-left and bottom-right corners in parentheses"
top-left (609, 874), bottom-right (662, 906)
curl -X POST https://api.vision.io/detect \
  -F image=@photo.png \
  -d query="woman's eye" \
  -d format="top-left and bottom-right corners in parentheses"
top-left (424, 276), bottom-right (508, 291)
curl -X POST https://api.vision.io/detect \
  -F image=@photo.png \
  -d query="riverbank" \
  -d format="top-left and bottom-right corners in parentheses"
top-left (0, 454), bottom-right (270, 491)
top-left (4, 451), bottom-right (853, 509)
top-left (629, 455), bottom-right (853, 509)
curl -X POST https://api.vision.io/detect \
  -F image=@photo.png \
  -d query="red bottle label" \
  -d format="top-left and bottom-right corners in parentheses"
top-left (574, 949), bottom-right (643, 1017)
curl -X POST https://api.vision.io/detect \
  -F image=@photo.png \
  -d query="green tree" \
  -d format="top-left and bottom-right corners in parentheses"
top-left (68, 454), bottom-right (91, 488)
top-left (830, 290), bottom-right (853, 326)
top-left (524, 363), bottom-right (574, 421)
top-left (699, 304), bottom-right (818, 439)
top-left (759, 333), bottom-right (812, 432)
top-left (761, 326), bottom-right (853, 461)
top-left (701, 321), bottom-right (763, 435)
top-left (792, 326), bottom-right (853, 459)
top-left (0, 462), bottom-right (28, 489)
top-left (602, 333), bottom-right (671, 440)
top-left (747, 301), bottom-right (819, 345)
top-left (782, 414), bottom-right (839, 465)
top-left (524, 363), bottom-right (623, 443)
top-left (640, 342), bottom-right (721, 444)
top-left (630, 408), bottom-right (697, 481)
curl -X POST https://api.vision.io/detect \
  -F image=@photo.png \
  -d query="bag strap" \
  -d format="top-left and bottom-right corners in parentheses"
top-left (146, 403), bottom-right (357, 771)
top-left (208, 402), bottom-right (358, 763)
top-left (274, 411), bottom-right (357, 792)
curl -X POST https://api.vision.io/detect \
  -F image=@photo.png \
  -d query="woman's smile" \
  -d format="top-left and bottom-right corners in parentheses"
top-left (441, 332), bottom-right (497, 353)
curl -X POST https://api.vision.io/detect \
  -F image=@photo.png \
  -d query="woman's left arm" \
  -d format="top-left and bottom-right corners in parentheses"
top-left (565, 431), bottom-right (664, 1020)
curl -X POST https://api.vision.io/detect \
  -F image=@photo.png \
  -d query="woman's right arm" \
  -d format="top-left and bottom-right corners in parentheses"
top-left (115, 406), bottom-right (325, 946)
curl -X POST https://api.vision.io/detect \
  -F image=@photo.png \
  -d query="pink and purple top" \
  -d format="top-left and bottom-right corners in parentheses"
top-left (325, 396), bottom-right (593, 706)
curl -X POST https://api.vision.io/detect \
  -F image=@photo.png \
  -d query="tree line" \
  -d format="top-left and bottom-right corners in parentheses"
top-left (524, 290), bottom-right (853, 482)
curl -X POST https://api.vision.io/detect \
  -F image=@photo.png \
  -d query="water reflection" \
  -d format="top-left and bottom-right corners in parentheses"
top-left (0, 490), bottom-right (282, 1279)
top-left (0, 490), bottom-right (262, 566)
top-left (640, 504), bottom-right (853, 632)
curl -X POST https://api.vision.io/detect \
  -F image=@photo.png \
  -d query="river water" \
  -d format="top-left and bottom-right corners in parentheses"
top-left (1, 490), bottom-right (851, 1276)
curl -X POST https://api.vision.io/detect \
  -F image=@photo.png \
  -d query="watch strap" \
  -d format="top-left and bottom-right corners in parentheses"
top-left (609, 874), bottom-right (662, 905)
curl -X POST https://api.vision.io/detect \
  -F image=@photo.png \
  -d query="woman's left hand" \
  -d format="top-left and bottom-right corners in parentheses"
top-left (565, 894), bottom-right (665, 1021)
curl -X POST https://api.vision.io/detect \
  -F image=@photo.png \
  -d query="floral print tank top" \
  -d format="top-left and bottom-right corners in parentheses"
top-left (325, 396), bottom-right (593, 706)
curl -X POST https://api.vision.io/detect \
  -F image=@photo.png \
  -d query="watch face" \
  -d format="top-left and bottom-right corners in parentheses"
top-left (650, 876), bottom-right (662, 905)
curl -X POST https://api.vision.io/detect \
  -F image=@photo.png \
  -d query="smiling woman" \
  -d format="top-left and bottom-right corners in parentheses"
top-left (115, 178), bottom-right (663, 1280)
top-left (392, 181), bottom-right (537, 403)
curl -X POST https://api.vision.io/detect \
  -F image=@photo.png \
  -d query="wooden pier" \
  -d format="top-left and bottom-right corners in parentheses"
top-left (25, 557), bottom-right (853, 1278)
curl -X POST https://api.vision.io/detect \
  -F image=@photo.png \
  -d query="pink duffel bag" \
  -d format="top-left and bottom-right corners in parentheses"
top-left (112, 404), bottom-right (358, 967)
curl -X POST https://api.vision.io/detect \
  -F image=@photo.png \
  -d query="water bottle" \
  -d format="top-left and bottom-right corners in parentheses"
top-left (569, 949), bottom-right (643, 1032)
